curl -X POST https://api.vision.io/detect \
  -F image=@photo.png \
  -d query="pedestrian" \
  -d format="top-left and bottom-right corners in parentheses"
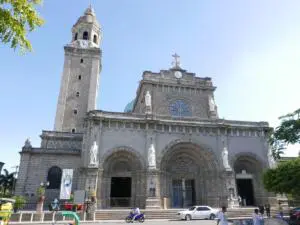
top-left (278, 201), bottom-right (283, 219)
top-left (217, 206), bottom-right (229, 225)
top-left (265, 204), bottom-right (271, 218)
top-left (238, 195), bottom-right (242, 207)
top-left (253, 209), bottom-right (263, 225)
top-left (259, 205), bottom-right (265, 217)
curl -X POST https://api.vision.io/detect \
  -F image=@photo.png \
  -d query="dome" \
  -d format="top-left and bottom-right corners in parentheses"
top-left (73, 6), bottom-right (100, 28)
top-left (124, 99), bottom-right (135, 113)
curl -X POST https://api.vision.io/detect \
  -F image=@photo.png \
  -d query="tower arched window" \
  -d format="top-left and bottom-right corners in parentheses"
top-left (74, 33), bottom-right (78, 41)
top-left (83, 31), bottom-right (89, 40)
top-left (93, 35), bottom-right (97, 44)
top-left (76, 92), bottom-right (80, 97)
top-left (47, 166), bottom-right (62, 189)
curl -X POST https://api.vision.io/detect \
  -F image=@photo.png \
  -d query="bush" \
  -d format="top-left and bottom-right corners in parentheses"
top-left (13, 195), bottom-right (26, 212)
top-left (36, 186), bottom-right (45, 197)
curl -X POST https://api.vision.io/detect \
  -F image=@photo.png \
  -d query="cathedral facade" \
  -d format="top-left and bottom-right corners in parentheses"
top-left (15, 7), bottom-right (276, 209)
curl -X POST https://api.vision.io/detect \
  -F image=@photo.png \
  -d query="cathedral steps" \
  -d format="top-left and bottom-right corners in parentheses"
top-left (94, 208), bottom-right (281, 220)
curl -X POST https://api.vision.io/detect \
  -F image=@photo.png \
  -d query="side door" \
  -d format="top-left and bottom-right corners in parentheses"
top-left (201, 206), bottom-right (212, 219)
top-left (194, 207), bottom-right (205, 219)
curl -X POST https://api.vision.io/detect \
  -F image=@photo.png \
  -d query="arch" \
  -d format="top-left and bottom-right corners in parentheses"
top-left (74, 33), bottom-right (78, 41)
top-left (159, 140), bottom-right (222, 207)
top-left (47, 166), bottom-right (62, 189)
top-left (232, 152), bottom-right (265, 173)
top-left (83, 31), bottom-right (89, 40)
top-left (93, 34), bottom-right (98, 44)
top-left (158, 138), bottom-right (220, 170)
top-left (99, 146), bottom-right (146, 208)
top-left (233, 153), bottom-right (266, 206)
top-left (100, 146), bottom-right (146, 169)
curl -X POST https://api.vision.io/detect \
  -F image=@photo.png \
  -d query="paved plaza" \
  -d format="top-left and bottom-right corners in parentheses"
top-left (15, 220), bottom-right (223, 225)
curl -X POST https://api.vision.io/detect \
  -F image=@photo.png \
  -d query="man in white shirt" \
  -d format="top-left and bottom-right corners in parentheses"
top-left (131, 207), bottom-right (140, 222)
top-left (217, 206), bottom-right (228, 225)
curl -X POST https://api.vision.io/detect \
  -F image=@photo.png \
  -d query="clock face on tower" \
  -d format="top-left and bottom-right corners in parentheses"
top-left (174, 71), bottom-right (182, 79)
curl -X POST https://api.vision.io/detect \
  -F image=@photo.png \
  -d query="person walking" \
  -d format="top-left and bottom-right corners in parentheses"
top-left (265, 204), bottom-right (271, 218)
top-left (253, 209), bottom-right (263, 225)
top-left (259, 205), bottom-right (265, 217)
top-left (217, 206), bottom-right (229, 225)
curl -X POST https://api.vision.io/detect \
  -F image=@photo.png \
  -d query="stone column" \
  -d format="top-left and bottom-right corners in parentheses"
top-left (224, 171), bottom-right (239, 208)
top-left (96, 169), bottom-right (103, 209)
top-left (145, 169), bottom-right (161, 209)
top-left (84, 167), bottom-right (99, 212)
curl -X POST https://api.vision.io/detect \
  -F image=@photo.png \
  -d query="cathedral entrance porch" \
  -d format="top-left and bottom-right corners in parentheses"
top-left (100, 148), bottom-right (146, 209)
top-left (234, 154), bottom-right (268, 206)
top-left (236, 178), bottom-right (254, 206)
top-left (110, 177), bottom-right (131, 207)
top-left (172, 179), bottom-right (195, 208)
top-left (160, 142), bottom-right (222, 208)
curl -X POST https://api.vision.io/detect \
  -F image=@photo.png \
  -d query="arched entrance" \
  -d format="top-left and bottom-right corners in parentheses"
top-left (160, 142), bottom-right (222, 208)
top-left (234, 154), bottom-right (265, 206)
top-left (100, 148), bottom-right (146, 208)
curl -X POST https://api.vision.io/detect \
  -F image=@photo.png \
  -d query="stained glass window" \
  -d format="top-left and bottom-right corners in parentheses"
top-left (169, 100), bottom-right (192, 117)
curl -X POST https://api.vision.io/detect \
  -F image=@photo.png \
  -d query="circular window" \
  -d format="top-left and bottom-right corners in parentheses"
top-left (169, 100), bottom-right (192, 117)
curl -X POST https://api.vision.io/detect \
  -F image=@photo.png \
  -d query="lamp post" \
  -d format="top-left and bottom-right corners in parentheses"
top-left (0, 162), bottom-right (4, 174)
top-left (36, 181), bottom-right (49, 213)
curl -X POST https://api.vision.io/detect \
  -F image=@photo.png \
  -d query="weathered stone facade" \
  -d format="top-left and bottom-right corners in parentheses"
top-left (15, 7), bottom-right (276, 209)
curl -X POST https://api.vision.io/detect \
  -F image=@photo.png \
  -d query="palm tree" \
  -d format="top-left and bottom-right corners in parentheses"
top-left (0, 169), bottom-right (16, 196)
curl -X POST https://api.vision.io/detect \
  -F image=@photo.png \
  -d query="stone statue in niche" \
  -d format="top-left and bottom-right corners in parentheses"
top-left (149, 179), bottom-right (156, 197)
top-left (208, 96), bottom-right (216, 112)
top-left (148, 138), bottom-right (156, 169)
top-left (222, 138), bottom-right (232, 171)
top-left (24, 138), bottom-right (32, 149)
top-left (267, 144), bottom-right (276, 169)
top-left (145, 91), bottom-right (152, 114)
top-left (89, 141), bottom-right (98, 166)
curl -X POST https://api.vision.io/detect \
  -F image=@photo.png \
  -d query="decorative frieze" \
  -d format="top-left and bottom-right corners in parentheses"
top-left (97, 119), bottom-right (266, 138)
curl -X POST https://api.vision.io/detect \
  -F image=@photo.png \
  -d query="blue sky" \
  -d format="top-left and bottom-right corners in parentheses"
top-left (1, 0), bottom-right (300, 171)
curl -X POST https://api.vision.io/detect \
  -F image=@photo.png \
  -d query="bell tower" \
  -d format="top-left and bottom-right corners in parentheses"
top-left (54, 6), bottom-right (102, 133)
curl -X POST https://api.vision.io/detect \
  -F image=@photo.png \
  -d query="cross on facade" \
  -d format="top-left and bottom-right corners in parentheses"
top-left (172, 53), bottom-right (181, 68)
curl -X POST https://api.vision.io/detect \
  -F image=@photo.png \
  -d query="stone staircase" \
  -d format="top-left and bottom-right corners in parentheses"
top-left (95, 208), bottom-right (282, 220)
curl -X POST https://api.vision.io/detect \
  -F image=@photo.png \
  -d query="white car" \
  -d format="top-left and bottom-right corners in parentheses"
top-left (177, 205), bottom-right (219, 220)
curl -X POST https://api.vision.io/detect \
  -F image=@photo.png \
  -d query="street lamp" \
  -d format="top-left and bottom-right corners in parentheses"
top-left (0, 162), bottom-right (4, 174)
top-left (40, 181), bottom-right (50, 187)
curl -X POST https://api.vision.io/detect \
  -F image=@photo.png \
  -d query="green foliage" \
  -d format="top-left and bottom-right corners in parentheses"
top-left (36, 186), bottom-right (45, 197)
top-left (263, 158), bottom-right (300, 196)
top-left (0, 169), bottom-right (16, 196)
top-left (0, 0), bottom-right (44, 53)
top-left (13, 195), bottom-right (26, 210)
top-left (269, 108), bottom-right (300, 159)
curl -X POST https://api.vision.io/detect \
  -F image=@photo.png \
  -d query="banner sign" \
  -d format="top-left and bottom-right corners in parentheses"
top-left (59, 169), bottom-right (73, 200)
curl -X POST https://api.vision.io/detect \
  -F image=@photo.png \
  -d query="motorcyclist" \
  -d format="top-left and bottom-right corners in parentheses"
top-left (131, 207), bottom-right (140, 222)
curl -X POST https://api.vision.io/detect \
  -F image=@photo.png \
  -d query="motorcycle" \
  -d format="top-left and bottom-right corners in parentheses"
top-left (125, 212), bottom-right (145, 223)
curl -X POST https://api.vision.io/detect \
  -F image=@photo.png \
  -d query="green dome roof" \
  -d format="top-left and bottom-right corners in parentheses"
top-left (124, 99), bottom-right (135, 112)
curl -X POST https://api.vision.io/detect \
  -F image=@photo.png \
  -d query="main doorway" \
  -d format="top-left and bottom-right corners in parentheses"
top-left (110, 177), bottom-right (131, 207)
top-left (172, 179), bottom-right (195, 208)
top-left (236, 179), bottom-right (254, 206)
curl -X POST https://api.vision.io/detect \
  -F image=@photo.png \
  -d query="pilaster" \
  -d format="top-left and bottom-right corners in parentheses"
top-left (224, 170), bottom-right (239, 208)
top-left (145, 169), bottom-right (161, 209)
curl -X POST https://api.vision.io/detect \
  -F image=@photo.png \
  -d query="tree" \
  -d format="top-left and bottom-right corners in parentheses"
top-left (0, 169), bottom-right (16, 196)
top-left (0, 0), bottom-right (44, 53)
top-left (263, 158), bottom-right (300, 197)
top-left (269, 108), bottom-right (300, 159)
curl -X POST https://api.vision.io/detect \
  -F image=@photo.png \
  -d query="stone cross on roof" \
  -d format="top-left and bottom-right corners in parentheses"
top-left (171, 53), bottom-right (181, 69)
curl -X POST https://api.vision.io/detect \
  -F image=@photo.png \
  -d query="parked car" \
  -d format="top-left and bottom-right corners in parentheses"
top-left (177, 205), bottom-right (219, 220)
top-left (290, 207), bottom-right (300, 225)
